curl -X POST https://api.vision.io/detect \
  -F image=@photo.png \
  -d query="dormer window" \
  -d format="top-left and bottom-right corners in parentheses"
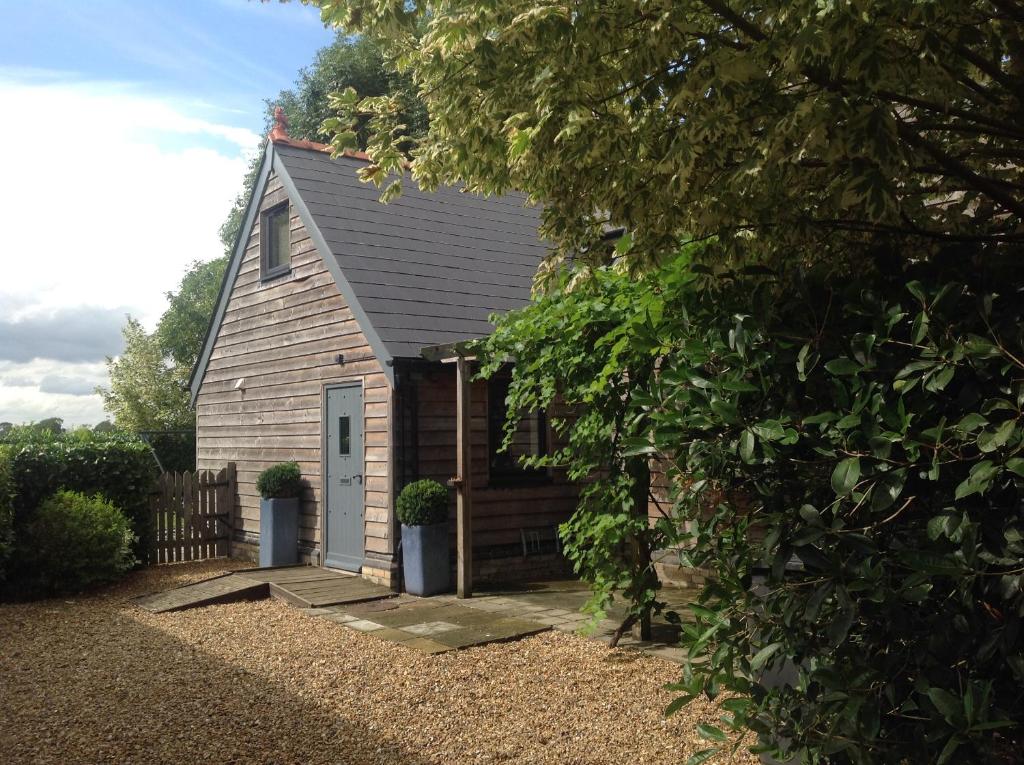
top-left (261, 202), bottom-right (291, 280)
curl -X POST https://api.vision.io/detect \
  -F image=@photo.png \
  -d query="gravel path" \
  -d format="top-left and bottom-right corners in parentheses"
top-left (0, 562), bottom-right (757, 765)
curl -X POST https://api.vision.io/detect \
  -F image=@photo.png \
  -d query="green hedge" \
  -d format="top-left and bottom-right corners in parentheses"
top-left (3, 431), bottom-right (157, 561)
top-left (0, 447), bottom-right (14, 583)
top-left (19, 490), bottom-right (136, 594)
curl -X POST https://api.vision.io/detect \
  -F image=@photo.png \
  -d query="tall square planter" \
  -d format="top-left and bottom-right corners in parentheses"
top-left (259, 497), bottom-right (299, 567)
top-left (401, 522), bottom-right (449, 596)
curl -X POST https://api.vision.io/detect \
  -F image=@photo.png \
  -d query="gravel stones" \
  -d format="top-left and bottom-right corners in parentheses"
top-left (0, 561), bottom-right (757, 765)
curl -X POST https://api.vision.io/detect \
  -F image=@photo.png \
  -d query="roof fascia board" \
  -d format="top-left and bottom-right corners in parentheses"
top-left (189, 143), bottom-right (275, 404)
top-left (272, 150), bottom-right (395, 386)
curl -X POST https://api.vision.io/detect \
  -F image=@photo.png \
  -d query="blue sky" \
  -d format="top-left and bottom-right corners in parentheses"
top-left (0, 1), bottom-right (336, 426)
top-left (0, 0), bottom-right (334, 132)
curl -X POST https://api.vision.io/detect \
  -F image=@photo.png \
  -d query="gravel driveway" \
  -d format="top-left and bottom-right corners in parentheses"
top-left (0, 562), bottom-right (757, 765)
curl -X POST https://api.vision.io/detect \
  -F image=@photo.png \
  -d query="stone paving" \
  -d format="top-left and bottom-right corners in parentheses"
top-left (301, 597), bottom-right (550, 653)
top-left (303, 579), bottom-right (696, 662)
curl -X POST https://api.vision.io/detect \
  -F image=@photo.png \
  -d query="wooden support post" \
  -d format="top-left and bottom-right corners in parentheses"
top-left (455, 356), bottom-right (473, 598)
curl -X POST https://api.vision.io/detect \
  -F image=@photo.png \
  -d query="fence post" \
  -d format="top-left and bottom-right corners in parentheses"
top-left (226, 462), bottom-right (237, 558)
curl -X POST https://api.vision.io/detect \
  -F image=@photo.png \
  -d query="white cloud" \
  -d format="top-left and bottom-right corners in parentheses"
top-left (0, 75), bottom-right (262, 427)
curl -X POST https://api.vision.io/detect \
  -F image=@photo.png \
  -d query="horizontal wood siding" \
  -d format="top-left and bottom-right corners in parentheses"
top-left (195, 173), bottom-right (391, 561)
top-left (413, 368), bottom-right (577, 550)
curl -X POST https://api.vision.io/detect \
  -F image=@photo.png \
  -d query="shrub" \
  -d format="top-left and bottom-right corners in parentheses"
top-left (2, 431), bottom-right (157, 560)
top-left (19, 490), bottom-right (136, 594)
top-left (0, 447), bottom-right (14, 583)
top-left (651, 258), bottom-right (1024, 763)
top-left (256, 462), bottom-right (303, 499)
top-left (396, 480), bottom-right (449, 526)
top-left (482, 249), bottom-right (1024, 762)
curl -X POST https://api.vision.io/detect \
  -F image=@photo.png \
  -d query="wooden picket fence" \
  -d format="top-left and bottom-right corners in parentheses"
top-left (148, 463), bottom-right (236, 564)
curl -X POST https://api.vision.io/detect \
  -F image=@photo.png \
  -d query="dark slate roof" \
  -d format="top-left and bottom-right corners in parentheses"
top-left (274, 143), bottom-right (545, 359)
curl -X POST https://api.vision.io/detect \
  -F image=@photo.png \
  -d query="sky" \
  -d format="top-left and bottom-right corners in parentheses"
top-left (0, 0), bottom-right (336, 427)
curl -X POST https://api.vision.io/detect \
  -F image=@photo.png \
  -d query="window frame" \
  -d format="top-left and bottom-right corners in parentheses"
top-left (260, 201), bottom-right (292, 282)
top-left (486, 374), bottom-right (550, 487)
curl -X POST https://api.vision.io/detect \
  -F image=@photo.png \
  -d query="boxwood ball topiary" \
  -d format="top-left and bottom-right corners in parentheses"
top-left (396, 479), bottom-right (448, 527)
top-left (256, 462), bottom-right (303, 499)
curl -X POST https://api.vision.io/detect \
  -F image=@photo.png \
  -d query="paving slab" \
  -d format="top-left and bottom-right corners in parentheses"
top-left (347, 619), bottom-right (385, 632)
top-left (400, 637), bottom-right (451, 654)
top-left (403, 620), bottom-right (461, 636)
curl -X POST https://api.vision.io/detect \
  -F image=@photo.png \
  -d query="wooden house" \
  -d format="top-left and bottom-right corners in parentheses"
top-left (190, 113), bottom-right (577, 592)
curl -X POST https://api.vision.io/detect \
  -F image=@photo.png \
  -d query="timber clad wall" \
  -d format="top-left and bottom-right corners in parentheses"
top-left (412, 369), bottom-right (578, 556)
top-left (195, 173), bottom-right (391, 565)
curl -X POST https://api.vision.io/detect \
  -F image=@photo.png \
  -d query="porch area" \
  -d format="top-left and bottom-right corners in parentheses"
top-left (133, 565), bottom-right (692, 661)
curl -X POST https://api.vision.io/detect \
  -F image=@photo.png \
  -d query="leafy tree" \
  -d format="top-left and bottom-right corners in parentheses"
top-left (34, 418), bottom-right (64, 435)
top-left (218, 32), bottom-right (427, 253)
top-left (154, 257), bottom-right (227, 370)
top-left (313, 1), bottom-right (1024, 762)
top-left (319, 0), bottom-right (1021, 270)
top-left (97, 319), bottom-right (192, 433)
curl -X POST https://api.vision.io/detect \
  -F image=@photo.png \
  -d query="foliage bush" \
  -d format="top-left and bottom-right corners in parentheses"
top-left (484, 247), bottom-right (1024, 763)
top-left (18, 490), bottom-right (136, 595)
top-left (654, 255), bottom-right (1024, 764)
top-left (0, 447), bottom-right (15, 583)
top-left (139, 429), bottom-right (196, 473)
top-left (396, 480), bottom-right (449, 527)
top-left (256, 462), bottom-right (303, 499)
top-left (2, 430), bottom-right (157, 561)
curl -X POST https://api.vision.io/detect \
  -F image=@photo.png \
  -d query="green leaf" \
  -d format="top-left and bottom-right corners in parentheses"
top-left (927, 687), bottom-right (962, 723)
top-left (685, 749), bottom-right (720, 765)
top-left (696, 723), bottom-right (727, 742)
top-left (955, 460), bottom-right (997, 499)
top-left (831, 457), bottom-right (861, 496)
top-left (824, 358), bottom-right (862, 376)
top-left (955, 413), bottom-right (988, 432)
top-left (750, 642), bottom-right (783, 670)
top-left (665, 694), bottom-right (695, 716)
top-left (739, 429), bottom-right (755, 463)
top-left (906, 280), bottom-right (926, 304)
top-left (752, 420), bottom-right (786, 441)
top-left (937, 735), bottom-right (960, 765)
top-left (1007, 458), bottom-right (1024, 477)
top-left (977, 419), bottom-right (1016, 453)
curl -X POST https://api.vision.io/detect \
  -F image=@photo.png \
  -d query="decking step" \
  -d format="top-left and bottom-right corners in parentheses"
top-left (133, 566), bottom-right (395, 613)
top-left (134, 574), bottom-right (268, 613)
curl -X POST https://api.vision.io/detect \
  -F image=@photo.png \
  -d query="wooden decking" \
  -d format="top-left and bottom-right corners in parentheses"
top-left (134, 566), bottom-right (394, 613)
top-left (236, 566), bottom-right (396, 608)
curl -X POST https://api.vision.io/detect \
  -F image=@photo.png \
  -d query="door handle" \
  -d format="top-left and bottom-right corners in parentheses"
top-left (353, 474), bottom-right (363, 484)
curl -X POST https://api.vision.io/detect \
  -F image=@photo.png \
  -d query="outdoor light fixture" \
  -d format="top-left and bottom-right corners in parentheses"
top-left (336, 353), bottom-right (345, 364)
top-left (234, 378), bottom-right (246, 392)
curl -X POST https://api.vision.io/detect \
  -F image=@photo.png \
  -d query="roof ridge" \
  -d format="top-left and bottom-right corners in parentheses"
top-left (268, 105), bottom-right (370, 160)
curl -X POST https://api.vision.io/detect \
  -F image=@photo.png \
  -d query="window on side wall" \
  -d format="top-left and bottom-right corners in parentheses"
top-left (487, 375), bottom-right (549, 486)
top-left (260, 202), bottom-right (291, 281)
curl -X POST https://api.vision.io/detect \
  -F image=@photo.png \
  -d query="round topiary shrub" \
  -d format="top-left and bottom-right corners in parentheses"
top-left (396, 479), bottom-right (449, 526)
top-left (256, 462), bottom-right (303, 499)
top-left (21, 490), bottom-right (136, 594)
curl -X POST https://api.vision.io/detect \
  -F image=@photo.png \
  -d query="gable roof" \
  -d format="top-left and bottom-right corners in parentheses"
top-left (189, 141), bottom-right (545, 401)
top-left (274, 144), bottom-right (546, 358)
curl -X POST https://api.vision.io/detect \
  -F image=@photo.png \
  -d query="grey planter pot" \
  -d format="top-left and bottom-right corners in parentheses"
top-left (401, 522), bottom-right (450, 596)
top-left (259, 497), bottom-right (299, 567)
